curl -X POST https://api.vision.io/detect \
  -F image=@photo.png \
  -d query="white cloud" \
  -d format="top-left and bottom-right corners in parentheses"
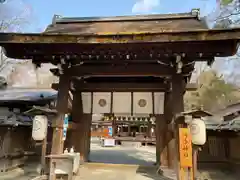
top-left (132, 0), bottom-right (160, 13)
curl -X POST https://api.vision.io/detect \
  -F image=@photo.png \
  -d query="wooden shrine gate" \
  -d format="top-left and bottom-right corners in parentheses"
top-left (1, 9), bottom-right (240, 180)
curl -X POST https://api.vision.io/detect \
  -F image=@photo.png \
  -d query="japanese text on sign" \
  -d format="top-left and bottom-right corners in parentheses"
top-left (179, 128), bottom-right (193, 168)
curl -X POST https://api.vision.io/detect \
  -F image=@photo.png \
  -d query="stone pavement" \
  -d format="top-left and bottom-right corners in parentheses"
top-left (89, 140), bottom-right (156, 165)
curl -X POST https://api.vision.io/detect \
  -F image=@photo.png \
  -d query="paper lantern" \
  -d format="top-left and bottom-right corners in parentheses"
top-left (190, 118), bottom-right (206, 145)
top-left (32, 115), bottom-right (48, 141)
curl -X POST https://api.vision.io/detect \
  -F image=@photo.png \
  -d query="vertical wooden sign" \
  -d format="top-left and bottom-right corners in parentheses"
top-left (179, 128), bottom-right (193, 180)
top-left (179, 128), bottom-right (193, 167)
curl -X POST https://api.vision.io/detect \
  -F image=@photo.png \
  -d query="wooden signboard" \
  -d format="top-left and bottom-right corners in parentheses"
top-left (179, 128), bottom-right (193, 168)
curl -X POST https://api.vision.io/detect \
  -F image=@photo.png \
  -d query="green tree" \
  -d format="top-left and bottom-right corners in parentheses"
top-left (184, 70), bottom-right (240, 112)
top-left (221, 0), bottom-right (234, 6)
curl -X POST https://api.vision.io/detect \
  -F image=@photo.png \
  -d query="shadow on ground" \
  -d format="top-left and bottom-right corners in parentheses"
top-left (197, 163), bottom-right (239, 180)
top-left (90, 148), bottom-right (155, 165)
top-left (136, 166), bottom-right (174, 180)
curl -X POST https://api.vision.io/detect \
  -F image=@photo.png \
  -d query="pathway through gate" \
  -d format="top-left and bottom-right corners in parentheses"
top-left (74, 137), bottom-right (177, 180)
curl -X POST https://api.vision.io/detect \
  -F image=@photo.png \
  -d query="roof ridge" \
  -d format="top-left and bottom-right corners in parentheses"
top-left (52, 9), bottom-right (200, 24)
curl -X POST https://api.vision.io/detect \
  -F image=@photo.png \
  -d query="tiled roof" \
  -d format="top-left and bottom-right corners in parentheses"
top-left (0, 88), bottom-right (57, 102)
top-left (44, 10), bottom-right (207, 35)
top-left (204, 117), bottom-right (240, 131)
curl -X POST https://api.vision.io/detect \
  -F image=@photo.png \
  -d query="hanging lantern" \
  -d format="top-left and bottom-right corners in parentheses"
top-left (190, 118), bottom-right (206, 145)
top-left (32, 115), bottom-right (48, 141)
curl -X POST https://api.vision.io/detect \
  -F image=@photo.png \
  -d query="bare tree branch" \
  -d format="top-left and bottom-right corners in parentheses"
top-left (0, 0), bottom-right (31, 32)
top-left (213, 0), bottom-right (240, 24)
top-left (0, 0), bottom-right (32, 83)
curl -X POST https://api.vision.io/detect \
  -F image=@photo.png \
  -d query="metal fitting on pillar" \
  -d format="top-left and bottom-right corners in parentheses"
top-left (176, 55), bottom-right (183, 74)
top-left (57, 63), bottom-right (64, 75)
top-left (60, 57), bottom-right (66, 65)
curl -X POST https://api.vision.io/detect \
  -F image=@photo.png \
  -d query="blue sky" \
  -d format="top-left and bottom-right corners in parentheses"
top-left (18, 0), bottom-right (218, 32)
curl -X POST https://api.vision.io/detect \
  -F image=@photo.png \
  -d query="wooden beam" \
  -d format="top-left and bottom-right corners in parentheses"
top-left (34, 57), bottom-right (210, 65)
top-left (1, 29), bottom-right (240, 44)
top-left (51, 64), bottom-right (176, 77)
top-left (72, 82), bottom-right (168, 92)
top-left (51, 82), bottom-right (197, 92)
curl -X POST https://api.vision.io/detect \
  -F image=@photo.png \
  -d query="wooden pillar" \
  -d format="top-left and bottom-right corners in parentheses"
top-left (156, 91), bottom-right (173, 167)
top-left (155, 115), bottom-right (161, 165)
top-left (171, 74), bottom-right (185, 180)
top-left (155, 114), bottom-right (168, 166)
top-left (164, 91), bottom-right (175, 169)
top-left (161, 92), bottom-right (170, 167)
top-left (112, 119), bottom-right (116, 137)
top-left (71, 92), bottom-right (83, 153)
top-left (147, 121), bottom-right (152, 138)
top-left (51, 75), bottom-right (70, 154)
top-left (192, 145), bottom-right (198, 179)
top-left (128, 124), bottom-right (131, 136)
top-left (83, 114), bottom-right (92, 161)
top-left (71, 93), bottom-right (92, 162)
top-left (167, 131), bottom-right (175, 168)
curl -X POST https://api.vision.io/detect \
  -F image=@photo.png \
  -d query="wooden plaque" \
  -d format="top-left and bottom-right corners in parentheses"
top-left (179, 128), bottom-right (193, 168)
